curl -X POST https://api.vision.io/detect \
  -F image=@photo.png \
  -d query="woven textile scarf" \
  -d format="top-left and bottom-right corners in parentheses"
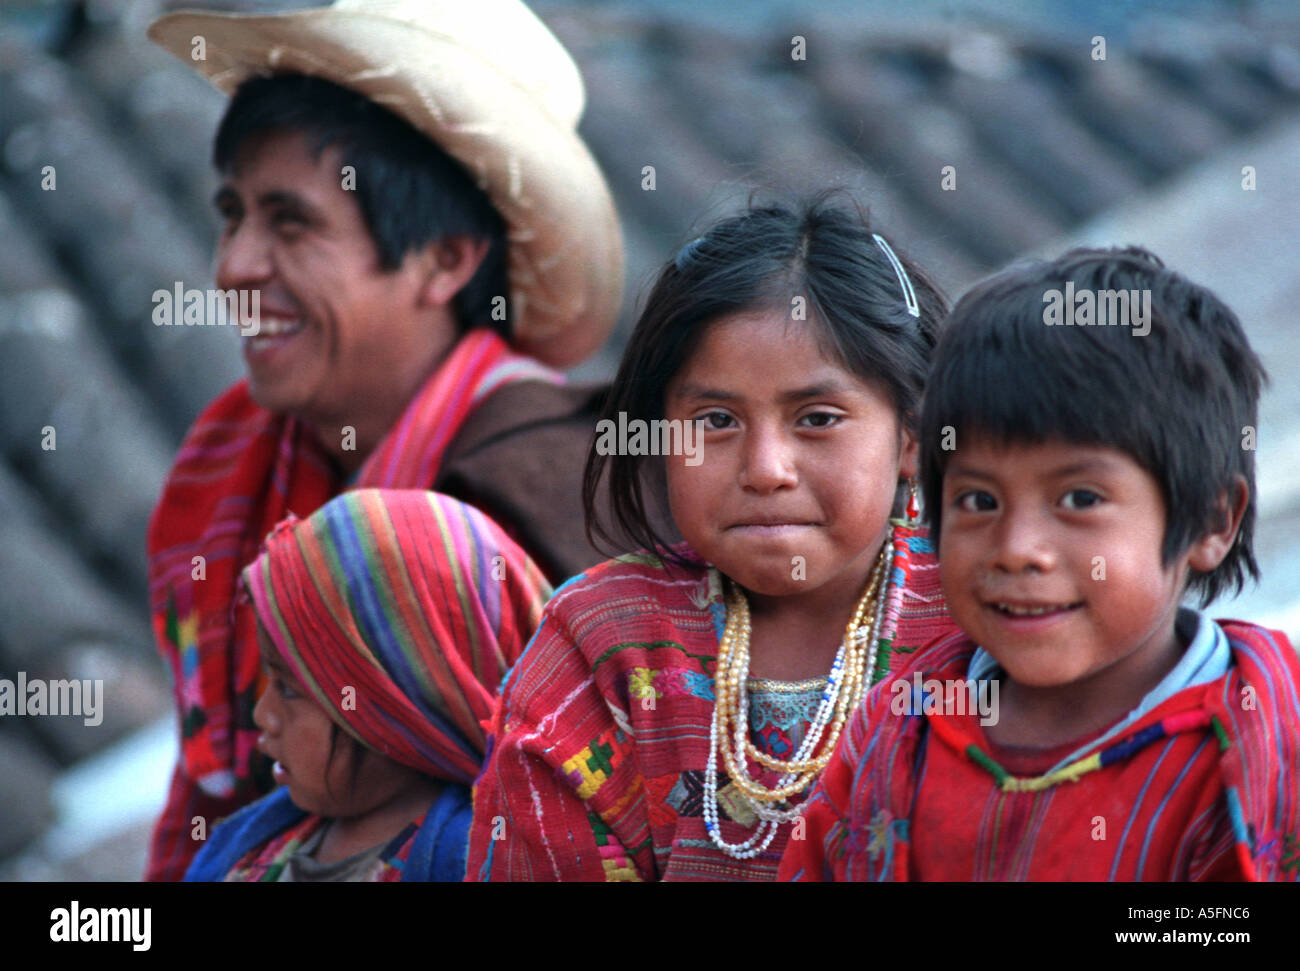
top-left (147, 329), bottom-right (560, 799)
top-left (242, 489), bottom-right (550, 784)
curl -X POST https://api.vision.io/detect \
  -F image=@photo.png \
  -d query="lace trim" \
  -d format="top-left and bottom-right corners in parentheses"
top-left (746, 676), bottom-right (828, 693)
top-left (747, 680), bottom-right (827, 739)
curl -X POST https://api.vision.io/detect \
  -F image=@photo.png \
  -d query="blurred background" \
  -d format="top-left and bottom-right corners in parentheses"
top-left (1, 0), bottom-right (1297, 879)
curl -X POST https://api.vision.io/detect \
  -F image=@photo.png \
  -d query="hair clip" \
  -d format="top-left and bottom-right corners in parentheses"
top-left (674, 235), bottom-right (706, 272)
top-left (872, 233), bottom-right (920, 318)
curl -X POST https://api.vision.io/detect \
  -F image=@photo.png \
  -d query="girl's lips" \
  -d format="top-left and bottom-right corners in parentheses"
top-left (728, 523), bottom-right (816, 536)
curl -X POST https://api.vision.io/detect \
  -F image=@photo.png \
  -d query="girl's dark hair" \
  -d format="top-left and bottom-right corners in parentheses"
top-left (919, 246), bottom-right (1265, 606)
top-left (214, 74), bottom-right (509, 338)
top-left (582, 192), bottom-right (946, 565)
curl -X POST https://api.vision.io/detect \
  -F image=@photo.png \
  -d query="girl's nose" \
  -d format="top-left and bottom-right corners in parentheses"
top-left (738, 424), bottom-right (798, 494)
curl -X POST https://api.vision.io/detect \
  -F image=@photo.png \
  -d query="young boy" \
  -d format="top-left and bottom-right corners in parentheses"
top-left (779, 246), bottom-right (1299, 881)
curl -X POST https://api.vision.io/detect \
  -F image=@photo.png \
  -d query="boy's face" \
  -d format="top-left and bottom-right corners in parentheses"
top-left (938, 437), bottom-right (1196, 691)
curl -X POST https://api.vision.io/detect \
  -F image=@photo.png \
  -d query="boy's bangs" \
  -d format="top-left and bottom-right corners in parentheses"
top-left (926, 304), bottom-right (1153, 464)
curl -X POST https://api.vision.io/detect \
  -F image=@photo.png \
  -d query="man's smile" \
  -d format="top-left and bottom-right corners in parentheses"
top-left (242, 310), bottom-right (306, 355)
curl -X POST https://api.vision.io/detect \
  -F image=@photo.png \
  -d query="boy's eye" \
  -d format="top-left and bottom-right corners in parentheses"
top-left (1061, 489), bottom-right (1102, 511)
top-left (955, 490), bottom-right (997, 513)
top-left (798, 411), bottom-right (840, 429)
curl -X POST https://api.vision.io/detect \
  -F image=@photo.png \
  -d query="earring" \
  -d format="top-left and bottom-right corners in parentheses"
top-left (903, 478), bottom-right (922, 528)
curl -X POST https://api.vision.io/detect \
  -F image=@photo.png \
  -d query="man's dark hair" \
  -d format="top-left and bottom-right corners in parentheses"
top-left (583, 192), bottom-right (947, 563)
top-left (214, 74), bottom-right (509, 337)
top-left (919, 246), bottom-right (1266, 606)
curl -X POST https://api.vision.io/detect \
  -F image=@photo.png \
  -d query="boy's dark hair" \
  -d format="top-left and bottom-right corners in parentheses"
top-left (214, 74), bottom-right (509, 337)
top-left (919, 246), bottom-right (1265, 606)
top-left (583, 192), bottom-right (947, 563)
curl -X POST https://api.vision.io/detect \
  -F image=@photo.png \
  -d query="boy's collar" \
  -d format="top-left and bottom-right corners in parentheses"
top-left (965, 607), bottom-right (1231, 772)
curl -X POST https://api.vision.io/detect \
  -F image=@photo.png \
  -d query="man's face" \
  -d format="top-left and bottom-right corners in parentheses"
top-left (213, 129), bottom-right (439, 429)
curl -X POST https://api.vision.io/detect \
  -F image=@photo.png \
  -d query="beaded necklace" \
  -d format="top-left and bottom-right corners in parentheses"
top-left (704, 538), bottom-right (896, 858)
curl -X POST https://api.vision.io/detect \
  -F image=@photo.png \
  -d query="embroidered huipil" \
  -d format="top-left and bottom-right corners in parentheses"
top-left (467, 525), bottom-right (954, 881)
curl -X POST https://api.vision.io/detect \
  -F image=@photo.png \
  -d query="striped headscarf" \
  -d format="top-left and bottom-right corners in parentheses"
top-left (242, 488), bottom-right (551, 786)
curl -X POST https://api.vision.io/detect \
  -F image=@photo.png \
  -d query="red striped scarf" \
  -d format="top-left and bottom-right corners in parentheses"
top-left (243, 489), bottom-right (550, 785)
top-left (147, 329), bottom-right (559, 801)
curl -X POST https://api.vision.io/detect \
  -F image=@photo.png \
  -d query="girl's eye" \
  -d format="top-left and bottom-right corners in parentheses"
top-left (955, 490), bottom-right (997, 513)
top-left (799, 412), bottom-right (840, 429)
top-left (276, 677), bottom-right (300, 700)
top-left (697, 412), bottom-right (734, 430)
top-left (1061, 489), bottom-right (1102, 511)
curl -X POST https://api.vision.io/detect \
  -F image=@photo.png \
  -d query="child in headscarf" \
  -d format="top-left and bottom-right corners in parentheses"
top-left (185, 488), bottom-right (550, 882)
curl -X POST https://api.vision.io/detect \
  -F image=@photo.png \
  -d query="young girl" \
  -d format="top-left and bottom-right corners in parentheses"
top-left (467, 196), bottom-right (957, 881)
top-left (185, 488), bottom-right (549, 882)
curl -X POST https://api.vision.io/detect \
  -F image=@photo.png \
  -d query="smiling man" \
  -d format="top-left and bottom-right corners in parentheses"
top-left (142, 0), bottom-right (623, 880)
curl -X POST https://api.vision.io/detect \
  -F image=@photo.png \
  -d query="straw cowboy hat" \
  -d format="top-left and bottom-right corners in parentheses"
top-left (148, 0), bottom-right (623, 368)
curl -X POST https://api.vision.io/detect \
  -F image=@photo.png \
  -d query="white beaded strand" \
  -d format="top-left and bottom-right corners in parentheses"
top-left (703, 539), bottom-right (897, 858)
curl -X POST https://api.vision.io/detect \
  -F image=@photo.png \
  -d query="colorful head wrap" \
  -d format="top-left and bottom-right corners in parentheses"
top-left (241, 488), bottom-right (551, 786)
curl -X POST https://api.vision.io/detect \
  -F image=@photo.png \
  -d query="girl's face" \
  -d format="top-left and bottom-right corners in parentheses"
top-left (663, 308), bottom-right (916, 604)
top-left (251, 625), bottom-right (413, 819)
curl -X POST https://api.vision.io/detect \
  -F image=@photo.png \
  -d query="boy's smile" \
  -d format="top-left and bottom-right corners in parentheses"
top-left (938, 437), bottom-right (1238, 743)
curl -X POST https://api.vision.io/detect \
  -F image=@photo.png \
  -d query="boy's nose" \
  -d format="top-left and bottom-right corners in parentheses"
top-left (738, 425), bottom-right (798, 494)
top-left (990, 506), bottom-right (1056, 574)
